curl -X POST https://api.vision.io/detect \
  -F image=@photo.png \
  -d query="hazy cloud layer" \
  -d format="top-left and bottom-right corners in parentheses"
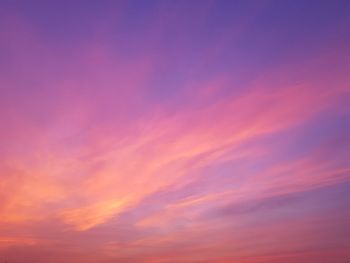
top-left (0, 1), bottom-right (349, 262)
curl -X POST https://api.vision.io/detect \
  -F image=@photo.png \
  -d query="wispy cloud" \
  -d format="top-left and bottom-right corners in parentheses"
top-left (0, 1), bottom-right (349, 262)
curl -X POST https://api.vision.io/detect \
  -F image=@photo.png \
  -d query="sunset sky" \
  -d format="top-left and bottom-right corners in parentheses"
top-left (0, 1), bottom-right (350, 262)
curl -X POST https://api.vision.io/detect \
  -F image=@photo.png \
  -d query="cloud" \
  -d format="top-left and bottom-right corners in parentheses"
top-left (0, 2), bottom-right (349, 262)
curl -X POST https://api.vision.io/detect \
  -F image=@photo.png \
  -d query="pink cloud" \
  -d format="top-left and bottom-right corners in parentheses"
top-left (0, 4), bottom-right (349, 262)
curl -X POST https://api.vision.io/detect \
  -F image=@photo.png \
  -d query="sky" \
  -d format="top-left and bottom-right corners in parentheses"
top-left (0, 0), bottom-right (350, 262)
